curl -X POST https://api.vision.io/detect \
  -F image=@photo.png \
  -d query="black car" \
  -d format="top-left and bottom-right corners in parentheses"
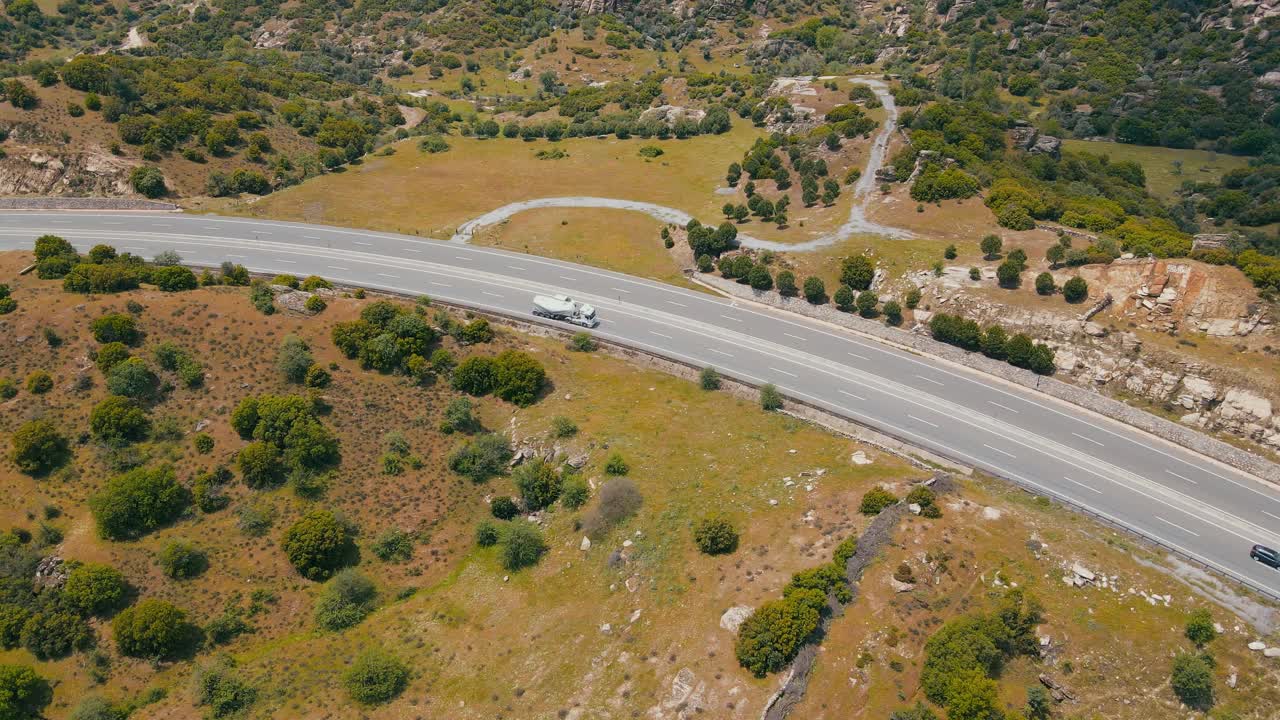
top-left (1251, 544), bottom-right (1280, 569)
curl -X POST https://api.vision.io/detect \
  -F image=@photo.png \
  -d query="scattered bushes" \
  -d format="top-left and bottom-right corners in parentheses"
top-left (90, 314), bottom-right (141, 346)
top-left (603, 452), bottom-right (629, 476)
top-left (194, 658), bottom-right (257, 718)
top-left (760, 383), bottom-right (783, 411)
top-left (281, 510), bottom-right (355, 581)
top-left (905, 485), bottom-right (943, 518)
top-left (24, 371), bottom-right (52, 395)
top-left (439, 397), bottom-right (479, 434)
top-left (331, 300), bottom-right (437, 376)
top-left (699, 367), bottom-right (722, 390)
top-left (930, 313), bottom-right (1055, 375)
top-left (230, 394), bottom-right (340, 480)
top-left (693, 516), bottom-right (739, 555)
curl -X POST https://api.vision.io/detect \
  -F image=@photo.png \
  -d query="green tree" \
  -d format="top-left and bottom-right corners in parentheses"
top-left (151, 266), bottom-right (197, 291)
top-left (776, 270), bottom-right (798, 296)
top-left (281, 510), bottom-right (355, 581)
top-left (860, 486), bottom-right (898, 514)
top-left (1035, 272), bottom-right (1055, 295)
top-left (0, 664), bottom-right (51, 720)
top-left (344, 648), bottom-right (408, 705)
top-left (735, 598), bottom-right (819, 677)
top-left (277, 335), bottom-right (314, 384)
top-left (194, 657), bottom-right (257, 718)
top-left (90, 314), bottom-right (140, 345)
top-left (63, 563), bottom-right (126, 616)
top-left (493, 350), bottom-right (546, 406)
top-left (10, 420), bottom-right (70, 476)
top-left (89, 396), bottom-right (150, 445)
top-left (1062, 276), bottom-right (1088, 303)
top-left (112, 599), bottom-right (191, 659)
top-left (129, 166), bottom-right (167, 198)
top-left (944, 669), bottom-right (1003, 720)
top-left (90, 465), bottom-right (189, 540)
top-left (803, 276), bottom-right (826, 304)
top-left (1026, 685), bottom-right (1051, 720)
top-left (856, 290), bottom-right (878, 317)
top-left (980, 234), bottom-right (1002, 259)
top-left (20, 610), bottom-right (89, 659)
top-left (747, 264), bottom-right (773, 290)
top-left (839, 255), bottom-right (875, 290)
top-left (699, 367), bottom-right (721, 390)
top-left (95, 342), bottom-right (130, 373)
top-left (24, 371), bottom-right (51, 394)
top-left (1045, 244), bottom-right (1065, 268)
top-left (883, 300), bottom-right (903, 326)
top-left (452, 356), bottom-right (498, 396)
top-left (501, 522), bottom-right (547, 571)
top-left (996, 260), bottom-right (1021, 288)
top-left (106, 358), bottom-right (157, 399)
top-left (1170, 653), bottom-right (1214, 711)
top-left (833, 284), bottom-right (855, 311)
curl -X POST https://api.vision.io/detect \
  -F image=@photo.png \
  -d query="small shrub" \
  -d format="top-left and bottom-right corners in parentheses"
top-left (561, 476), bottom-right (590, 509)
top-left (550, 416), bottom-right (578, 438)
top-left (699, 367), bottom-right (721, 390)
top-left (1184, 609), bottom-right (1216, 647)
top-left (859, 486), bottom-right (898, 515)
top-left (693, 516), bottom-right (739, 555)
top-left (893, 562), bottom-right (915, 583)
top-left (568, 332), bottom-right (597, 352)
top-left (1062, 276), bottom-right (1089, 303)
top-left (344, 648), bottom-right (408, 705)
top-left (447, 433), bottom-right (512, 482)
top-left (371, 529), bottom-right (414, 563)
top-left (603, 452), bottom-right (629, 476)
top-left (304, 295), bottom-right (327, 313)
top-left (514, 459), bottom-right (562, 510)
top-left (490, 497), bottom-right (519, 520)
top-left (194, 658), bottom-right (257, 718)
top-left (314, 569), bottom-right (377, 631)
top-left (760, 383), bottom-right (783, 411)
top-left (475, 520), bottom-right (500, 547)
top-left (158, 541), bottom-right (207, 580)
top-left (439, 397), bottom-right (479, 435)
top-left (1170, 653), bottom-right (1214, 711)
top-left (63, 563), bottom-right (126, 616)
top-left (582, 478), bottom-right (642, 538)
top-left (1034, 272), bottom-right (1055, 295)
top-left (10, 420), bottom-right (71, 476)
top-left (25, 371), bottom-right (52, 394)
top-left (501, 522), bottom-right (547, 571)
top-left (736, 598), bottom-right (819, 677)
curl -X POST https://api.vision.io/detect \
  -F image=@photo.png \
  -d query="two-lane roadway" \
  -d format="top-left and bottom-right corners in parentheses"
top-left (3, 211), bottom-right (1278, 598)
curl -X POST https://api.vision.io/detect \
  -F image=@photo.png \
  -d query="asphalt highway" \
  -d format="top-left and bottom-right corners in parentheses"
top-left (3, 211), bottom-right (1279, 599)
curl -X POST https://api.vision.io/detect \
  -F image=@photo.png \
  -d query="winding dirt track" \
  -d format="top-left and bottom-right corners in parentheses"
top-left (449, 77), bottom-right (911, 251)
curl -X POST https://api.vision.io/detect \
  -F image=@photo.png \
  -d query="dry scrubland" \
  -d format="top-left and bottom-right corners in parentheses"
top-left (796, 478), bottom-right (1280, 719)
top-left (0, 248), bottom-right (1276, 718)
top-left (0, 249), bottom-right (923, 717)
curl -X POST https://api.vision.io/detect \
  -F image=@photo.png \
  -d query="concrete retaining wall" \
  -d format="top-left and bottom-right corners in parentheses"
top-left (0, 197), bottom-right (178, 211)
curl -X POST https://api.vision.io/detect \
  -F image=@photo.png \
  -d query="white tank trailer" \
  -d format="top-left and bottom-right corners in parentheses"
top-left (532, 294), bottom-right (600, 328)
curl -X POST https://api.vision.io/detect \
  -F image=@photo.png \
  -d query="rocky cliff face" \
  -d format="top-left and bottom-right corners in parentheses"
top-left (0, 148), bottom-right (135, 196)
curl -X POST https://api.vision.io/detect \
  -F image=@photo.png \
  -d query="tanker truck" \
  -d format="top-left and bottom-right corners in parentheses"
top-left (532, 294), bottom-right (599, 328)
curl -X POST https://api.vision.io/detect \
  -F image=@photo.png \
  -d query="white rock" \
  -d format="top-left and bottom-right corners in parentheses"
top-left (600, 623), bottom-right (612, 634)
top-left (850, 450), bottom-right (873, 465)
top-left (629, 609), bottom-right (642, 623)
top-left (1247, 641), bottom-right (1266, 651)
top-left (769, 499), bottom-right (779, 506)
top-left (1266, 648), bottom-right (1280, 658)
top-left (580, 536), bottom-right (592, 552)
top-left (981, 506), bottom-right (1002, 520)
top-left (720, 605), bottom-right (754, 633)
top-left (908, 503), bottom-right (922, 515)
top-left (1071, 563), bottom-right (1096, 582)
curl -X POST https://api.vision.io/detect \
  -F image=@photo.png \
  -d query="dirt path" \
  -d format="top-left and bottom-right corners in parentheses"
top-left (449, 77), bottom-right (911, 251)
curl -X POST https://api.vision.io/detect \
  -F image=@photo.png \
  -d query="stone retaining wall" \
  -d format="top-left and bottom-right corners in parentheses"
top-left (0, 197), bottom-right (178, 211)
top-left (696, 273), bottom-right (1280, 485)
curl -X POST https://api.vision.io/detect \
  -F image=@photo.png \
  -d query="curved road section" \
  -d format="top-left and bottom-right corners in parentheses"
top-left (3, 212), bottom-right (1279, 598)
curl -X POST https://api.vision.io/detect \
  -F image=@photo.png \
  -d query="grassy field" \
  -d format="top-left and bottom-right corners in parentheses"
top-left (471, 206), bottom-right (698, 289)
top-left (1062, 140), bottom-right (1251, 202)
top-left (793, 476), bottom-right (1280, 719)
top-left (236, 124), bottom-right (762, 240)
